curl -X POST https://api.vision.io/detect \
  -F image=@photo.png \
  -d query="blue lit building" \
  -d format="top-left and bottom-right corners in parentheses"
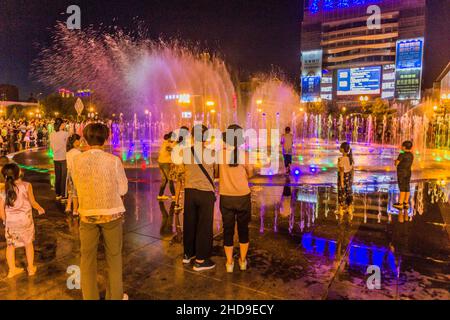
top-left (301, 0), bottom-right (427, 104)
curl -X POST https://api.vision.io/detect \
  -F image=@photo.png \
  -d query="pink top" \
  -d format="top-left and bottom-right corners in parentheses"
top-left (5, 181), bottom-right (32, 227)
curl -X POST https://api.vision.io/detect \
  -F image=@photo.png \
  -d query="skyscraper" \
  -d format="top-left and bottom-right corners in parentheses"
top-left (301, 0), bottom-right (427, 104)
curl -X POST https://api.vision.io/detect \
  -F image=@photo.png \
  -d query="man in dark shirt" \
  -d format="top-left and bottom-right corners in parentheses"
top-left (393, 141), bottom-right (414, 211)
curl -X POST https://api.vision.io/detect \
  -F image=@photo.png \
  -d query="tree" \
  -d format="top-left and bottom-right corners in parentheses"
top-left (307, 100), bottom-right (326, 114)
top-left (363, 98), bottom-right (396, 120)
top-left (41, 93), bottom-right (77, 117)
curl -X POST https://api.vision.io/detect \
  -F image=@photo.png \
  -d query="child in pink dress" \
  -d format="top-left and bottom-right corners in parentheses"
top-left (0, 163), bottom-right (45, 278)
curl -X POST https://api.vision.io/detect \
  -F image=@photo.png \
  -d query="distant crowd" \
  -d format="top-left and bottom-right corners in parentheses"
top-left (0, 118), bottom-right (107, 156)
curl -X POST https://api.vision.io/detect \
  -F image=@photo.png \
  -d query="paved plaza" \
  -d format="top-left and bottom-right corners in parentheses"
top-left (0, 149), bottom-right (448, 300)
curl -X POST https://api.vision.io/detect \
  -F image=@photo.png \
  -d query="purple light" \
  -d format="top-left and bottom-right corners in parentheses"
top-left (309, 0), bottom-right (382, 14)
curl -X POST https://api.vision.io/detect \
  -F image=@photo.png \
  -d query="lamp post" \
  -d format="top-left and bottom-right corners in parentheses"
top-left (359, 96), bottom-right (369, 110)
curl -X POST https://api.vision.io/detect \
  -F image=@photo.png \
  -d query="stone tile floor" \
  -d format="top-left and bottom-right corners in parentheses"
top-left (0, 149), bottom-right (448, 300)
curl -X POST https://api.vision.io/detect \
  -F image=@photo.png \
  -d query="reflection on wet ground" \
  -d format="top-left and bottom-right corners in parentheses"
top-left (0, 149), bottom-right (448, 300)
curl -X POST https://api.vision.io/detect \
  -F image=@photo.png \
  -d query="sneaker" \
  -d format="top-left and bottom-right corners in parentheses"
top-left (403, 202), bottom-right (410, 209)
top-left (238, 259), bottom-right (248, 271)
top-left (226, 262), bottom-right (234, 273)
top-left (393, 203), bottom-right (404, 210)
top-left (157, 195), bottom-right (169, 201)
top-left (182, 254), bottom-right (196, 264)
top-left (193, 259), bottom-right (216, 272)
top-left (122, 293), bottom-right (129, 300)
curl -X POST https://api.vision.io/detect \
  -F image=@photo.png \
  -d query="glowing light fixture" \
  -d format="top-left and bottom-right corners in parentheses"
top-left (178, 94), bottom-right (191, 104)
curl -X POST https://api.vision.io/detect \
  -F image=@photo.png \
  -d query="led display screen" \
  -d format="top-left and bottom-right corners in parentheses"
top-left (337, 66), bottom-right (382, 96)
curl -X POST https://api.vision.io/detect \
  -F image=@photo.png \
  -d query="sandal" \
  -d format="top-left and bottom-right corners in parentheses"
top-left (7, 267), bottom-right (24, 279)
top-left (28, 266), bottom-right (37, 276)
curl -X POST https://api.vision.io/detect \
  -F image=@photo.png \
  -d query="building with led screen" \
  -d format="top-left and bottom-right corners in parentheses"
top-left (301, 0), bottom-right (427, 104)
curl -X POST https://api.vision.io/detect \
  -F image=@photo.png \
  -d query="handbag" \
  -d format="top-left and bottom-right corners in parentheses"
top-left (190, 147), bottom-right (216, 201)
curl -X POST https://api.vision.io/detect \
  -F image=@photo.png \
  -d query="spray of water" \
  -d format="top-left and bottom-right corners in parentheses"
top-left (32, 22), bottom-right (236, 128)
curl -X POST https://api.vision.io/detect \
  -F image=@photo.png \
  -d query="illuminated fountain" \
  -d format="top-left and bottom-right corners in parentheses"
top-left (34, 22), bottom-right (236, 131)
top-left (247, 77), bottom-right (299, 135)
top-left (33, 23), bottom-right (450, 178)
top-left (34, 22), bottom-right (237, 166)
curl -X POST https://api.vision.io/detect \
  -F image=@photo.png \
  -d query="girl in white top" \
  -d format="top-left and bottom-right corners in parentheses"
top-left (337, 142), bottom-right (354, 216)
top-left (219, 125), bottom-right (254, 273)
top-left (65, 134), bottom-right (82, 215)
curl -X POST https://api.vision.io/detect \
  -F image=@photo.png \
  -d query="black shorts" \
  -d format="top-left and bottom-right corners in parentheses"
top-left (284, 154), bottom-right (292, 168)
top-left (397, 173), bottom-right (411, 192)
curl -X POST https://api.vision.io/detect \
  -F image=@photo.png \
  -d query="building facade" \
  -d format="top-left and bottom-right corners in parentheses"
top-left (301, 0), bottom-right (427, 105)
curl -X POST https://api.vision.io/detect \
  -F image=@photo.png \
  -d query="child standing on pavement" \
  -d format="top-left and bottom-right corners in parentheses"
top-left (393, 141), bottom-right (414, 211)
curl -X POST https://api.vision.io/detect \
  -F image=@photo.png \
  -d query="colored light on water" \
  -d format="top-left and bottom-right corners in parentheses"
top-left (315, 238), bottom-right (326, 255)
top-left (349, 245), bottom-right (369, 267)
top-left (328, 241), bottom-right (336, 258)
top-left (301, 234), bottom-right (314, 253)
top-left (372, 248), bottom-right (385, 269)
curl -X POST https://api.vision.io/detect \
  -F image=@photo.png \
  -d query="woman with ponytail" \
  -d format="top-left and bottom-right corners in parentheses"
top-left (0, 163), bottom-right (45, 278)
top-left (337, 142), bottom-right (354, 216)
top-left (219, 125), bottom-right (254, 273)
top-left (65, 134), bottom-right (82, 215)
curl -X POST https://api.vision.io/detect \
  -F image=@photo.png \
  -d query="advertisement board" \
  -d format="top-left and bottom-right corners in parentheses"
top-left (301, 76), bottom-right (321, 102)
top-left (395, 69), bottom-right (422, 100)
top-left (337, 66), bottom-right (382, 96)
top-left (394, 38), bottom-right (424, 100)
top-left (301, 50), bottom-right (323, 102)
top-left (301, 50), bottom-right (323, 77)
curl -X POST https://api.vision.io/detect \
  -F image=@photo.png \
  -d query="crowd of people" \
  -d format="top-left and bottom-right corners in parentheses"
top-left (0, 116), bottom-right (415, 300)
top-left (0, 118), bottom-right (108, 156)
top-left (0, 119), bottom-right (50, 155)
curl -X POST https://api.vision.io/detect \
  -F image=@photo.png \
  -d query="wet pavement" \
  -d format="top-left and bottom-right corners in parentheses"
top-left (0, 148), bottom-right (449, 300)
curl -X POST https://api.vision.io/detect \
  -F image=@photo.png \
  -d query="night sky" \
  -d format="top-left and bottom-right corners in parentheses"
top-left (0, 0), bottom-right (449, 100)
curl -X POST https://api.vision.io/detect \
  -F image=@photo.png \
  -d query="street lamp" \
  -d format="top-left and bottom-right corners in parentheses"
top-left (206, 101), bottom-right (215, 107)
top-left (256, 99), bottom-right (263, 106)
top-left (359, 96), bottom-right (369, 102)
